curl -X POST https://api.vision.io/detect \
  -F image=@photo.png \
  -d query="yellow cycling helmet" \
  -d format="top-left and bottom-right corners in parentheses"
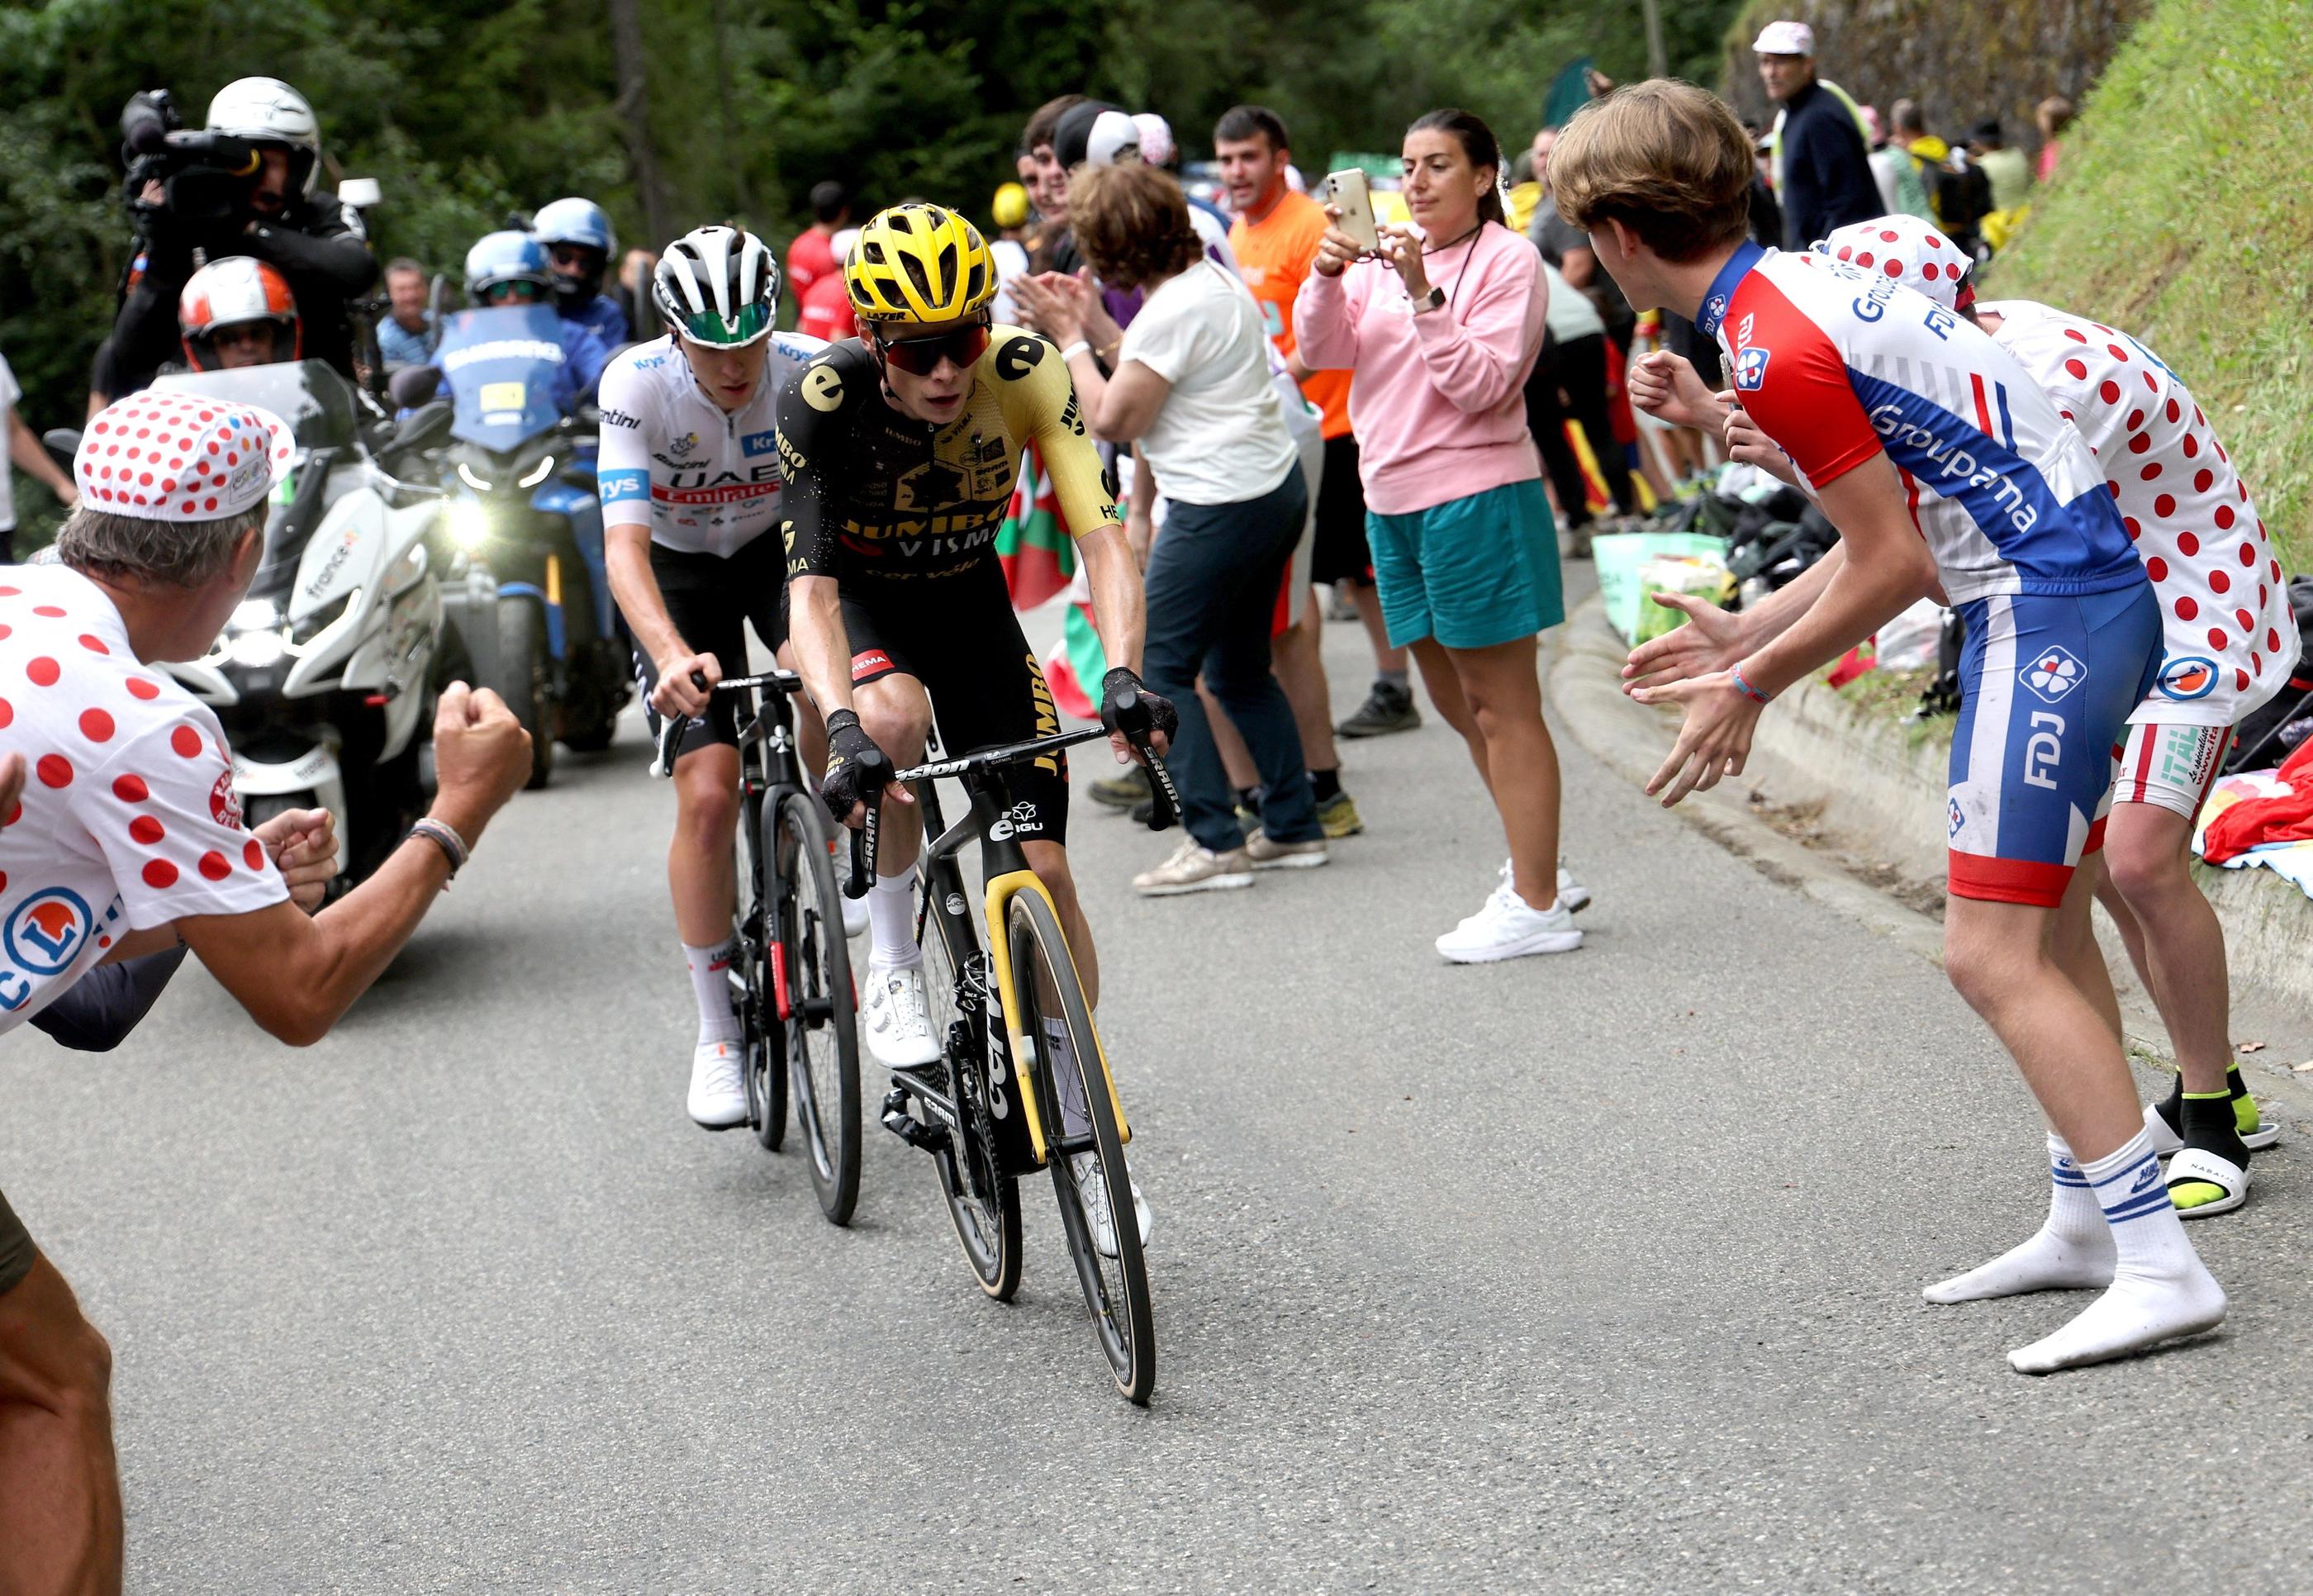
top-left (843, 202), bottom-right (998, 327)
top-left (991, 182), bottom-right (1030, 230)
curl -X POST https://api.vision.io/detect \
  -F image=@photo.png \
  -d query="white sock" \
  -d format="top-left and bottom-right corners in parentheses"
top-left (867, 872), bottom-right (919, 971)
top-left (1923, 1133), bottom-right (2114, 1304)
top-left (683, 938), bottom-right (741, 1046)
top-left (2008, 1128), bottom-right (2226, 1375)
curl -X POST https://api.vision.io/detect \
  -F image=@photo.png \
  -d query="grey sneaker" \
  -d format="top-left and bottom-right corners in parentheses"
top-left (1090, 766), bottom-right (1151, 810)
top-left (1337, 680), bottom-right (1420, 739)
top-left (1246, 829), bottom-right (1329, 869)
top-left (1133, 839), bottom-right (1255, 896)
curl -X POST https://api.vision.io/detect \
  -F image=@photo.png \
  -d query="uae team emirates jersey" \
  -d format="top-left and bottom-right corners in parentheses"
top-left (1978, 299), bottom-right (2292, 726)
top-left (0, 564), bottom-right (285, 1032)
top-left (1699, 242), bottom-right (2141, 605)
top-left (596, 330), bottom-right (827, 559)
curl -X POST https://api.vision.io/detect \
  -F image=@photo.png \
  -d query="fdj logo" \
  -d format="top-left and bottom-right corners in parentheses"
top-left (1733, 347), bottom-right (1771, 391)
top-left (2023, 645), bottom-right (2086, 703)
top-left (2157, 655), bottom-right (2217, 701)
top-left (1947, 796), bottom-right (1966, 838)
top-left (4, 888), bottom-right (95, 979)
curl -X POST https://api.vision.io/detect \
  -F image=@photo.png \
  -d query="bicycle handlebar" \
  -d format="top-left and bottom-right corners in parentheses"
top-left (649, 668), bottom-right (805, 778)
top-left (839, 721), bottom-right (1180, 899)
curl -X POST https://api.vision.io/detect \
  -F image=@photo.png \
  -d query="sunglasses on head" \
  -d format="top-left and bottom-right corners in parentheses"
top-left (873, 318), bottom-right (991, 377)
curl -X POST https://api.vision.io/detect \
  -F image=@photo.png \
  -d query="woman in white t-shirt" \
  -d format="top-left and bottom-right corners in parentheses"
top-left (1014, 161), bottom-right (1326, 895)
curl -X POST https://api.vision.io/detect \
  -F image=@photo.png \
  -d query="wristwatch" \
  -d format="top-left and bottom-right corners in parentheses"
top-left (1413, 286), bottom-right (1446, 315)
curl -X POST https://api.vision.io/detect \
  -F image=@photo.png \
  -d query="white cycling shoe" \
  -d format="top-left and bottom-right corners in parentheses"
top-left (862, 961), bottom-right (942, 1070)
top-left (1071, 1152), bottom-right (1153, 1258)
top-left (688, 1038), bottom-right (748, 1129)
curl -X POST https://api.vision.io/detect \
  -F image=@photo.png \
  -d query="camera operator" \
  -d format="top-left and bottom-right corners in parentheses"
top-left (89, 78), bottom-right (378, 408)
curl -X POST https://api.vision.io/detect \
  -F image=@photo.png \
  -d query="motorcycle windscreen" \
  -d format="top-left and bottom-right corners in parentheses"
top-left (152, 359), bottom-right (359, 450)
top-left (435, 303), bottom-right (568, 453)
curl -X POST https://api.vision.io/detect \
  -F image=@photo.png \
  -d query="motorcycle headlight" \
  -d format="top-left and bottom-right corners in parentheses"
top-left (448, 499), bottom-right (493, 549)
top-left (518, 454), bottom-right (556, 488)
top-left (230, 598), bottom-right (284, 634)
top-left (457, 461), bottom-right (496, 492)
top-left (227, 628), bottom-right (288, 668)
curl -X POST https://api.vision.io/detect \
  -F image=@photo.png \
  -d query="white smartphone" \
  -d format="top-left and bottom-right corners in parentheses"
top-left (1323, 169), bottom-right (1382, 254)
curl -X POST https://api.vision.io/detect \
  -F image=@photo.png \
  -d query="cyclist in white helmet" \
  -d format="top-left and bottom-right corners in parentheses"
top-left (598, 225), bottom-right (845, 1131)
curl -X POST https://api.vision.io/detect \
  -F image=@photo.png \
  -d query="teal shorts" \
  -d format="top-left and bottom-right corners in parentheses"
top-left (1365, 478), bottom-right (1564, 651)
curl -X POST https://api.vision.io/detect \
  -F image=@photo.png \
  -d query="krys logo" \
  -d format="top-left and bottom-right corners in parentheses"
top-left (740, 429), bottom-right (777, 457)
top-left (2157, 654), bottom-right (2217, 701)
top-left (5, 888), bottom-right (96, 978)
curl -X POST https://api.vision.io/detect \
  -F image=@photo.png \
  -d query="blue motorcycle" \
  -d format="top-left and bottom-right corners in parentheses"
top-left (430, 302), bottom-right (628, 786)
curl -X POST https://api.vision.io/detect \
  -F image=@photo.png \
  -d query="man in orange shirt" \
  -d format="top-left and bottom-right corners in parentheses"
top-left (1217, 106), bottom-right (1419, 745)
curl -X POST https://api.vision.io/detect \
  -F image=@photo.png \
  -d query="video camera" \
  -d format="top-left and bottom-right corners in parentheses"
top-left (120, 89), bottom-right (265, 231)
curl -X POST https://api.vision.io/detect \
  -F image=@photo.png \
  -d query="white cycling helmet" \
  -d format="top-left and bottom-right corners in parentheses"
top-left (653, 226), bottom-right (781, 348)
top-left (207, 77), bottom-right (321, 197)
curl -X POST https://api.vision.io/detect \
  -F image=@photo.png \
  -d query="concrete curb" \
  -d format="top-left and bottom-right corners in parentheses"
top-left (1549, 592), bottom-right (2313, 1116)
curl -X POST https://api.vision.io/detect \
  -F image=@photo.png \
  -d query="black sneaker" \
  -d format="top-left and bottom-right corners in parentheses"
top-left (1337, 680), bottom-right (1421, 739)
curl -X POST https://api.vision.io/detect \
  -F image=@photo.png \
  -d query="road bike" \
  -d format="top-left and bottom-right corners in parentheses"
top-left (849, 711), bottom-right (1177, 1404)
top-left (654, 672), bottom-right (861, 1223)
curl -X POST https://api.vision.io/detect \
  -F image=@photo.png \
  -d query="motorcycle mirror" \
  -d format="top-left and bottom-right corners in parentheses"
top-left (376, 400), bottom-right (454, 470)
top-left (339, 177), bottom-right (382, 208)
top-left (388, 365), bottom-right (442, 411)
top-left (43, 427), bottom-right (83, 475)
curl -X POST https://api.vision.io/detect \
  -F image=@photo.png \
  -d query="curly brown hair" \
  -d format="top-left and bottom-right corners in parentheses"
top-left (1066, 162), bottom-right (1202, 291)
top-left (1551, 81), bottom-right (1753, 264)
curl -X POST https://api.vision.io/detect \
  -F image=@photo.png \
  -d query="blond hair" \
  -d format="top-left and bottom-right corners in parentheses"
top-left (1550, 81), bottom-right (1754, 264)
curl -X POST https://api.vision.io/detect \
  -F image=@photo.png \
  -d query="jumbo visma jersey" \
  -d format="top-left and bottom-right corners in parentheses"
top-left (1698, 241), bottom-right (2141, 606)
top-left (776, 325), bottom-right (1120, 586)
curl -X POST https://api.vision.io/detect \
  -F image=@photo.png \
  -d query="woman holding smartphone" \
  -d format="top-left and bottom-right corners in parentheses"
top-left (1015, 159), bottom-right (1328, 895)
top-left (1296, 108), bottom-right (1584, 962)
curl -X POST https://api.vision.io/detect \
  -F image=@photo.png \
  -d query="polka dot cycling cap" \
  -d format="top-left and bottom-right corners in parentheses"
top-left (75, 389), bottom-right (294, 521)
top-left (1814, 216), bottom-right (1976, 311)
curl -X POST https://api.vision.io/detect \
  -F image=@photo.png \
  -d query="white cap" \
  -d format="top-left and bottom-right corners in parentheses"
top-left (1752, 20), bottom-right (1814, 55)
top-left (1130, 112), bottom-right (1175, 168)
top-left (77, 391), bottom-right (292, 520)
top-left (1085, 110), bottom-right (1142, 168)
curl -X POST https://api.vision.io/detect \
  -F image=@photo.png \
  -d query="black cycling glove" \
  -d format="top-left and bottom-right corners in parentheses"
top-left (819, 709), bottom-right (895, 823)
top-left (1099, 665), bottom-right (1179, 743)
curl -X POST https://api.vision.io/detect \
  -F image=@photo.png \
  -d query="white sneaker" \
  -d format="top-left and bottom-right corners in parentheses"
top-left (862, 961), bottom-right (941, 1069)
top-left (1071, 1151), bottom-right (1152, 1257)
top-left (1475, 860), bottom-right (1590, 924)
top-left (1436, 885), bottom-right (1583, 963)
top-left (688, 1038), bottom-right (748, 1129)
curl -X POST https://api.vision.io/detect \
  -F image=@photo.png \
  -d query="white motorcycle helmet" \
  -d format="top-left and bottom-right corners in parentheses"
top-left (207, 77), bottom-right (322, 197)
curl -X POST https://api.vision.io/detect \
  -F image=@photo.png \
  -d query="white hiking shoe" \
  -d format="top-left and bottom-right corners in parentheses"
top-left (1437, 885), bottom-right (1584, 963)
top-left (688, 1038), bottom-right (748, 1129)
top-left (862, 961), bottom-right (941, 1069)
top-left (1071, 1151), bottom-right (1153, 1258)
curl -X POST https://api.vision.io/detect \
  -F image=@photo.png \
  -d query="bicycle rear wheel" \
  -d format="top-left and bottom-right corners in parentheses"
top-left (1009, 890), bottom-right (1155, 1404)
top-left (920, 893), bottom-right (1021, 1300)
top-left (774, 792), bottom-right (859, 1225)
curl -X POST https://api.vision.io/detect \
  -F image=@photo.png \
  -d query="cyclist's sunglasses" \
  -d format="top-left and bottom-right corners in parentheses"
top-left (872, 318), bottom-right (991, 377)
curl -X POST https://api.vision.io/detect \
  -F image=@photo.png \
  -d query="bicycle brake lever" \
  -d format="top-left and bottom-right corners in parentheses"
top-left (844, 790), bottom-right (880, 900)
top-left (650, 671), bottom-right (713, 780)
top-left (1136, 741), bottom-right (1183, 832)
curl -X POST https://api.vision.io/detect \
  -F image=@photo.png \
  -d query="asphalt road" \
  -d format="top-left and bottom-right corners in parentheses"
top-left (7, 572), bottom-right (2312, 1593)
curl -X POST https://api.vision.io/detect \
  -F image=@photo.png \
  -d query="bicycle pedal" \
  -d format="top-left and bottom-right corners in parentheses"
top-left (880, 1087), bottom-right (948, 1152)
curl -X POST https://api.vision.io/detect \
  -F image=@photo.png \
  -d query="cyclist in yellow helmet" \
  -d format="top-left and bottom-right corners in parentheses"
top-left (777, 203), bottom-right (1169, 1241)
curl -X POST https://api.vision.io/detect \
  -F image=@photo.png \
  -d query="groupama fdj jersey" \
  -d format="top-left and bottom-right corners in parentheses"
top-left (595, 330), bottom-right (826, 558)
top-left (1700, 241), bottom-right (2160, 907)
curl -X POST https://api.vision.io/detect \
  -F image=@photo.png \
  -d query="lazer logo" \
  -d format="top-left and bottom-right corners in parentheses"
top-left (2022, 710), bottom-right (2065, 790)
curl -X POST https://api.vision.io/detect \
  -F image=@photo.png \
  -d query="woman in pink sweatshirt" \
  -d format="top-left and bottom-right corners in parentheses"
top-left (1297, 107), bottom-right (1584, 962)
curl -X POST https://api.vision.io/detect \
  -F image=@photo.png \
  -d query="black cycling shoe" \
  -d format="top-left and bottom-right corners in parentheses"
top-left (1090, 765), bottom-right (1151, 810)
top-left (1337, 680), bottom-right (1421, 739)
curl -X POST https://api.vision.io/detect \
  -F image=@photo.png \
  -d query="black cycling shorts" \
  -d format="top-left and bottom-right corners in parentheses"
top-left (1310, 433), bottom-right (1374, 587)
top-left (842, 567), bottom-right (1070, 846)
top-left (0, 1183), bottom-right (34, 1298)
top-left (630, 534), bottom-right (788, 761)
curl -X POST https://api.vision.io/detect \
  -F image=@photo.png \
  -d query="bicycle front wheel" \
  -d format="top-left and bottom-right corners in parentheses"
top-left (775, 792), bottom-right (860, 1225)
top-left (919, 884), bottom-right (1021, 1300)
top-left (1009, 889), bottom-right (1155, 1404)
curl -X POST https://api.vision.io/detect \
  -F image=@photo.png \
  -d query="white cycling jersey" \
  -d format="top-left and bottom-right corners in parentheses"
top-left (596, 330), bottom-right (826, 558)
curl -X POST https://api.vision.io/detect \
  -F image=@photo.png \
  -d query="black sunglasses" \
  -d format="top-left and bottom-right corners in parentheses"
top-left (874, 319), bottom-right (991, 377)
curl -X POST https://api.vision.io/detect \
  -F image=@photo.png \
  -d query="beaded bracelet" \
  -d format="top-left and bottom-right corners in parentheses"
top-left (1727, 660), bottom-right (1772, 704)
top-left (409, 817), bottom-right (470, 879)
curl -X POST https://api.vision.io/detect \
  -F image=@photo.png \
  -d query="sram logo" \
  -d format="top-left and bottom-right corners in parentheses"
top-left (2021, 710), bottom-right (2064, 791)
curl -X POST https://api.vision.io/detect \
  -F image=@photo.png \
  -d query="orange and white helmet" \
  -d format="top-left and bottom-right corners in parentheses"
top-left (178, 256), bottom-right (302, 370)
